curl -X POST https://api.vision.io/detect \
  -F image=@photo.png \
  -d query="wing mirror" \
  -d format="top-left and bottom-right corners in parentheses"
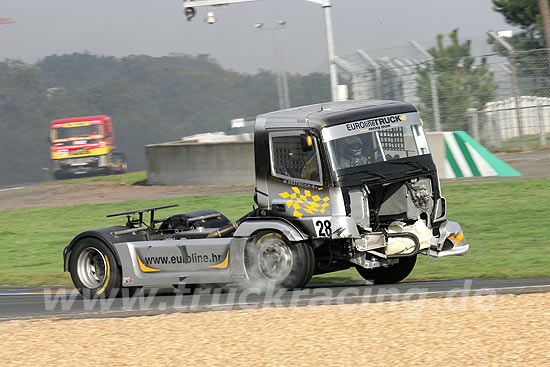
top-left (300, 133), bottom-right (314, 152)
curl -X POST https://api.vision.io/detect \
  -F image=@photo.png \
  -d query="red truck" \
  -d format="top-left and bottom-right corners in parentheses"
top-left (49, 115), bottom-right (127, 179)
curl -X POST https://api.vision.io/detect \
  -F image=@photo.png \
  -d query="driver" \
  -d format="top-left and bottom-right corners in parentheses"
top-left (339, 136), bottom-right (369, 169)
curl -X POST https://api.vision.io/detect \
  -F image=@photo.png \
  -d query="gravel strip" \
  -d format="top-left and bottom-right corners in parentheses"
top-left (0, 182), bottom-right (254, 211)
top-left (1, 293), bottom-right (549, 366)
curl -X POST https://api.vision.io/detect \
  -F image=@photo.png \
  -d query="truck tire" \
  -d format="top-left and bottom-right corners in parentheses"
top-left (356, 255), bottom-right (417, 285)
top-left (53, 172), bottom-right (67, 180)
top-left (245, 231), bottom-right (314, 290)
top-left (69, 238), bottom-right (122, 298)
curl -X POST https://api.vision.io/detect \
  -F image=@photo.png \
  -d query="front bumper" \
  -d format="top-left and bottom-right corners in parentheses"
top-left (422, 243), bottom-right (470, 257)
top-left (425, 220), bottom-right (470, 257)
top-left (52, 155), bottom-right (108, 174)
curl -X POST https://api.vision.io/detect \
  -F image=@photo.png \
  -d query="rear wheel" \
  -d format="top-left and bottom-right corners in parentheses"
top-left (356, 255), bottom-right (417, 285)
top-left (245, 231), bottom-right (314, 289)
top-left (69, 238), bottom-right (121, 298)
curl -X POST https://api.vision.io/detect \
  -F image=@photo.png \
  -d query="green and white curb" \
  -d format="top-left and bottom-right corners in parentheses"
top-left (443, 131), bottom-right (521, 178)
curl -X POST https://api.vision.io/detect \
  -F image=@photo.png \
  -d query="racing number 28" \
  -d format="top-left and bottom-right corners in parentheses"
top-left (315, 220), bottom-right (332, 237)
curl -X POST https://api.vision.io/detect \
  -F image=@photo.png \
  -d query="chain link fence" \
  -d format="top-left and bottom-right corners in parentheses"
top-left (336, 41), bottom-right (550, 152)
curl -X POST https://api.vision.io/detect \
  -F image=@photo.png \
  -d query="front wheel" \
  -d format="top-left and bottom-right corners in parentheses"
top-left (356, 255), bottom-right (417, 285)
top-left (69, 238), bottom-right (121, 298)
top-left (53, 171), bottom-right (68, 180)
top-left (245, 232), bottom-right (314, 290)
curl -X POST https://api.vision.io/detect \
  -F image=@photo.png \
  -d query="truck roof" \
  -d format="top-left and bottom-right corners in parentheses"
top-left (257, 100), bottom-right (417, 130)
top-left (50, 115), bottom-right (110, 127)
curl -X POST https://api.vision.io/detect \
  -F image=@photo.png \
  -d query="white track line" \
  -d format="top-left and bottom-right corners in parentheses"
top-left (0, 187), bottom-right (23, 192)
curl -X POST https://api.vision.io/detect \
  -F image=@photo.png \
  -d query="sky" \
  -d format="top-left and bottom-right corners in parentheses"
top-left (1, 0), bottom-right (518, 74)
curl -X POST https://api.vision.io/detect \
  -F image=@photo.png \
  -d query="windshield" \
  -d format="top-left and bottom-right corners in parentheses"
top-left (51, 124), bottom-right (103, 140)
top-left (322, 112), bottom-right (430, 172)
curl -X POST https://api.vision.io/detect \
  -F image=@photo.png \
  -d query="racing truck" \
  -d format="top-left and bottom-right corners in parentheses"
top-left (50, 115), bottom-right (127, 179)
top-left (63, 100), bottom-right (469, 298)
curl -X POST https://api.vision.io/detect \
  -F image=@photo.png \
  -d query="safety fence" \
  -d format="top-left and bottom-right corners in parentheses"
top-left (471, 97), bottom-right (550, 150)
top-left (336, 42), bottom-right (550, 151)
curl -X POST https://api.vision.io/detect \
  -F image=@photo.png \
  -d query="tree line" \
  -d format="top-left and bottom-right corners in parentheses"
top-left (0, 53), bottom-right (331, 185)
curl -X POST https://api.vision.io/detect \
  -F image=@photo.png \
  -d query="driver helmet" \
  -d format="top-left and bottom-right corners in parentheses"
top-left (345, 136), bottom-right (363, 157)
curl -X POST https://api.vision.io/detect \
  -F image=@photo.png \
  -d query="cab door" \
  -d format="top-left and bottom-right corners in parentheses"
top-left (265, 130), bottom-right (333, 220)
top-left (264, 129), bottom-right (356, 239)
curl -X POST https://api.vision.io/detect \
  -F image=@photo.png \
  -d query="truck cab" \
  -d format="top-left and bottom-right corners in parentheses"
top-left (253, 99), bottom-right (468, 282)
top-left (49, 115), bottom-right (126, 179)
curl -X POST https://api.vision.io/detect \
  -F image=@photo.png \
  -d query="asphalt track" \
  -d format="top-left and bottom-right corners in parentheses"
top-left (1, 278), bottom-right (549, 321)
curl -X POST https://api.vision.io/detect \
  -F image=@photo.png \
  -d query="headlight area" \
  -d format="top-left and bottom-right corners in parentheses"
top-left (448, 231), bottom-right (466, 247)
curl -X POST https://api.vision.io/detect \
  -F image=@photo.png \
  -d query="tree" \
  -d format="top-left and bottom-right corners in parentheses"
top-left (492, 0), bottom-right (545, 49)
top-left (0, 60), bottom-right (52, 184)
top-left (416, 29), bottom-right (497, 131)
top-left (491, 0), bottom-right (550, 96)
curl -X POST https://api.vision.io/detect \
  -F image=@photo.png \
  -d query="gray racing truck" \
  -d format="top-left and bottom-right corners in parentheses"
top-left (64, 100), bottom-right (469, 298)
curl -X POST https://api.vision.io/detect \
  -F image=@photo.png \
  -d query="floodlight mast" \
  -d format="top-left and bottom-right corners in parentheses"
top-left (303, 0), bottom-right (339, 102)
top-left (182, 0), bottom-right (339, 102)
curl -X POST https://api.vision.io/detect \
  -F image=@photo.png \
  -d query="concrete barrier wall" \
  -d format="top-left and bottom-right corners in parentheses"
top-left (146, 134), bottom-right (446, 186)
top-left (426, 132), bottom-right (446, 176)
top-left (146, 141), bottom-right (255, 186)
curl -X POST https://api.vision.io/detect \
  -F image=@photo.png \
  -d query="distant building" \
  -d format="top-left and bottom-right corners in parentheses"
top-left (180, 131), bottom-right (253, 143)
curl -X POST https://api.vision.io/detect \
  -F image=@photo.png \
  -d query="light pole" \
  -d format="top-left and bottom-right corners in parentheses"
top-left (182, 0), bottom-right (340, 101)
top-left (255, 21), bottom-right (290, 109)
top-left (489, 31), bottom-right (525, 151)
top-left (303, 0), bottom-right (339, 102)
top-left (410, 40), bottom-right (442, 132)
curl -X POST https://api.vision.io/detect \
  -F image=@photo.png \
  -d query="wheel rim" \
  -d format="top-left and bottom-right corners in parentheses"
top-left (256, 237), bottom-right (293, 281)
top-left (77, 247), bottom-right (107, 289)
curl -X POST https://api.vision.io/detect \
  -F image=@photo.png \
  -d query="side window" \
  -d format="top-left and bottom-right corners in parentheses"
top-left (270, 132), bottom-right (322, 183)
top-left (412, 125), bottom-right (430, 155)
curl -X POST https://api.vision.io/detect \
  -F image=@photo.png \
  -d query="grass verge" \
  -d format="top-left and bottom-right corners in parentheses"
top-left (1, 178), bottom-right (549, 286)
top-left (0, 195), bottom-right (253, 286)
